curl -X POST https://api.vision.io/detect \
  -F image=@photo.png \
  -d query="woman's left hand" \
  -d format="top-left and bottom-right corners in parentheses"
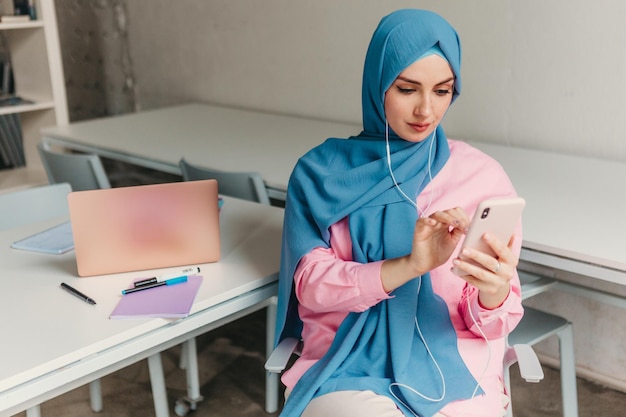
top-left (452, 233), bottom-right (518, 309)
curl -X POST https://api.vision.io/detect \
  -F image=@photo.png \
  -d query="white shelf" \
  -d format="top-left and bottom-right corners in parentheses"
top-left (0, 100), bottom-right (55, 115)
top-left (0, 0), bottom-right (67, 189)
top-left (0, 21), bottom-right (44, 30)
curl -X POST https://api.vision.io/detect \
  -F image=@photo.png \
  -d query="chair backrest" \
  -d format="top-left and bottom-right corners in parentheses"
top-left (37, 143), bottom-right (111, 191)
top-left (179, 158), bottom-right (270, 205)
top-left (0, 182), bottom-right (72, 230)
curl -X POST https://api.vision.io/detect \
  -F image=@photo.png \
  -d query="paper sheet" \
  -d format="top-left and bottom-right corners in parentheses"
top-left (110, 275), bottom-right (203, 319)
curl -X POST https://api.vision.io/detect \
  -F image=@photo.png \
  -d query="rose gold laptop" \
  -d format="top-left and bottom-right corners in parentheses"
top-left (68, 179), bottom-right (220, 277)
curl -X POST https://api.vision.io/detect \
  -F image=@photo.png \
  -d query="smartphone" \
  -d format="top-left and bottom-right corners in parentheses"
top-left (452, 197), bottom-right (526, 276)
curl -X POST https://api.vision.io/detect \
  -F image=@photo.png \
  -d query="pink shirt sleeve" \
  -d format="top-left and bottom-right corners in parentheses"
top-left (294, 219), bottom-right (391, 314)
top-left (458, 278), bottom-right (523, 339)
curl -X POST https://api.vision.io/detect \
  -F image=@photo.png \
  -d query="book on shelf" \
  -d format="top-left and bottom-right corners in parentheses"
top-left (0, 95), bottom-right (34, 107)
top-left (0, 113), bottom-right (24, 168)
top-left (0, 120), bottom-right (11, 167)
top-left (12, 0), bottom-right (36, 20)
top-left (5, 112), bottom-right (24, 164)
top-left (0, 61), bottom-right (12, 96)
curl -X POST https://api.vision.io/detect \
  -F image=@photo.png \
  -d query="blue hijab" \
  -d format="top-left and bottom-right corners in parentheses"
top-left (276, 9), bottom-right (480, 416)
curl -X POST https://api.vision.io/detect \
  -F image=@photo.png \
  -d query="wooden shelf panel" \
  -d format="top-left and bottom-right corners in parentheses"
top-left (0, 100), bottom-right (55, 116)
top-left (0, 21), bottom-right (44, 30)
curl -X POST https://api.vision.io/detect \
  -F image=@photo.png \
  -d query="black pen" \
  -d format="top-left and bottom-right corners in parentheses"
top-left (60, 282), bottom-right (97, 305)
top-left (122, 275), bottom-right (188, 295)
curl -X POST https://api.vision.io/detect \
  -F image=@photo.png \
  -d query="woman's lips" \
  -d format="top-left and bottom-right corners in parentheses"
top-left (409, 122), bottom-right (430, 133)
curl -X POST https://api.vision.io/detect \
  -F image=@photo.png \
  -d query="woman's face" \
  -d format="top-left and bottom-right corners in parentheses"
top-left (384, 54), bottom-right (455, 142)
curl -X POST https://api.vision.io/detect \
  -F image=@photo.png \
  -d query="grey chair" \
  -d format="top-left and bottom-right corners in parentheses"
top-left (265, 335), bottom-right (544, 414)
top-left (264, 273), bottom-right (574, 416)
top-left (179, 158), bottom-right (270, 205)
top-left (0, 182), bottom-right (71, 230)
top-left (36, 143), bottom-right (109, 413)
top-left (172, 158), bottom-right (272, 416)
top-left (36, 143), bottom-right (111, 417)
top-left (37, 142), bottom-right (111, 191)
top-left (506, 270), bottom-right (578, 417)
top-left (263, 276), bottom-right (575, 416)
top-left (262, 277), bottom-right (554, 415)
top-left (34, 145), bottom-right (173, 417)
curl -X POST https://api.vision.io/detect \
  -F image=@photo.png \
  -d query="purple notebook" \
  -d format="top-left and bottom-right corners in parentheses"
top-left (110, 275), bottom-right (203, 319)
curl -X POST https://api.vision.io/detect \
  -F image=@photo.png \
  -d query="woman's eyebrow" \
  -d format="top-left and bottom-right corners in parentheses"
top-left (397, 76), bottom-right (455, 86)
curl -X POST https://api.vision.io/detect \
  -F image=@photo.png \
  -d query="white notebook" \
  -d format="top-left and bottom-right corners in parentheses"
top-left (11, 221), bottom-right (75, 255)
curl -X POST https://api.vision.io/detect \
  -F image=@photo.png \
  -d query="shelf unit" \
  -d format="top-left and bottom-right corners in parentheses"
top-left (0, 0), bottom-right (67, 191)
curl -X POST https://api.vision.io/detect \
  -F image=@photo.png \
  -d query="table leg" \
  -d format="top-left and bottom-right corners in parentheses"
top-left (148, 353), bottom-right (170, 417)
top-left (89, 379), bottom-right (103, 412)
top-left (182, 338), bottom-right (203, 409)
top-left (265, 297), bottom-right (279, 413)
top-left (25, 406), bottom-right (41, 417)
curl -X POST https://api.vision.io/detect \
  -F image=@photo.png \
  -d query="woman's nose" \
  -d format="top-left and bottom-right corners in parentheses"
top-left (414, 93), bottom-right (433, 117)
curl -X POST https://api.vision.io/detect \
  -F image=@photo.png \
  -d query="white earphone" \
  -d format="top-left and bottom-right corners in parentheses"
top-left (384, 120), bottom-right (492, 414)
top-left (384, 120), bottom-right (435, 217)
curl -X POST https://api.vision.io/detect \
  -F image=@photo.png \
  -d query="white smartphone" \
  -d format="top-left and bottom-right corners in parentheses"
top-left (452, 197), bottom-right (526, 276)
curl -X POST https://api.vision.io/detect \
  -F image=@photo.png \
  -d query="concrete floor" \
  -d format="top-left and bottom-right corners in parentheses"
top-left (14, 309), bottom-right (626, 417)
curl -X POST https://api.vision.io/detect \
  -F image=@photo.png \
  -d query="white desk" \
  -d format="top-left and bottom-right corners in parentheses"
top-left (468, 143), bottom-right (626, 285)
top-left (41, 103), bottom-right (360, 201)
top-left (41, 104), bottom-right (626, 295)
top-left (0, 196), bottom-right (284, 417)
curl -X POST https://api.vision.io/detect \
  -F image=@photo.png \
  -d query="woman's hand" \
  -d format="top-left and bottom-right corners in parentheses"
top-left (452, 233), bottom-right (518, 309)
top-left (381, 207), bottom-right (469, 293)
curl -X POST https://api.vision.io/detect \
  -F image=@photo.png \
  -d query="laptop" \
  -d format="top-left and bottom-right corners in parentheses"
top-left (68, 179), bottom-right (220, 277)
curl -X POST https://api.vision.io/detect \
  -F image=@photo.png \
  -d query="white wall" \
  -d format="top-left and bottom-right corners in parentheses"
top-left (124, 0), bottom-right (626, 390)
top-left (126, 0), bottom-right (626, 163)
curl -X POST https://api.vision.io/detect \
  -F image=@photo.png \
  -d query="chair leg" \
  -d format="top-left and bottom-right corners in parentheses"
top-left (265, 297), bottom-right (279, 413)
top-left (26, 406), bottom-right (41, 417)
top-left (89, 378), bottom-right (103, 412)
top-left (147, 353), bottom-right (170, 417)
top-left (558, 324), bottom-right (578, 417)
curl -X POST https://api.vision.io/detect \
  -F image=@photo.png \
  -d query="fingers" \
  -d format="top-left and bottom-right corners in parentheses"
top-left (452, 246), bottom-right (513, 308)
top-left (452, 232), bottom-right (517, 289)
top-left (487, 232), bottom-right (516, 260)
top-left (455, 251), bottom-right (514, 309)
top-left (462, 232), bottom-right (516, 265)
top-left (410, 207), bottom-right (472, 274)
top-left (453, 253), bottom-right (510, 280)
top-left (429, 207), bottom-right (470, 232)
top-left (414, 208), bottom-right (469, 242)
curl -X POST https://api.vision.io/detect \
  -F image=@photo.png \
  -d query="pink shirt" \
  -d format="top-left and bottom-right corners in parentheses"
top-left (283, 140), bottom-right (524, 417)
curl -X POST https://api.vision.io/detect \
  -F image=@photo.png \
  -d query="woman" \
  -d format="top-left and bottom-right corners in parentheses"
top-left (274, 9), bottom-right (523, 417)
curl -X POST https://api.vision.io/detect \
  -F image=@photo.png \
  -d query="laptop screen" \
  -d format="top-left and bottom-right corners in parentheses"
top-left (68, 180), bottom-right (220, 276)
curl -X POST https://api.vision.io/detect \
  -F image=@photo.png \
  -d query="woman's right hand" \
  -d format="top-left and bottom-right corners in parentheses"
top-left (381, 207), bottom-right (469, 292)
